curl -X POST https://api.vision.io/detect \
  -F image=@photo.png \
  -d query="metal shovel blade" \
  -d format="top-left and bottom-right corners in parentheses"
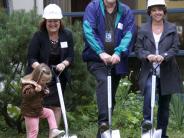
top-left (101, 129), bottom-right (120, 138)
top-left (61, 135), bottom-right (78, 138)
top-left (141, 129), bottom-right (162, 138)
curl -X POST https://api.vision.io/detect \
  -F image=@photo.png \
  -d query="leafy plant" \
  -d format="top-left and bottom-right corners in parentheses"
top-left (62, 20), bottom-right (96, 111)
top-left (112, 75), bottom-right (143, 137)
top-left (170, 94), bottom-right (184, 129)
top-left (0, 10), bottom-right (96, 134)
top-left (0, 9), bottom-right (41, 133)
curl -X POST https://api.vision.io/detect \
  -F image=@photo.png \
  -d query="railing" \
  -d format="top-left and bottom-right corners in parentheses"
top-left (63, 8), bottom-right (184, 16)
top-left (63, 8), bottom-right (184, 57)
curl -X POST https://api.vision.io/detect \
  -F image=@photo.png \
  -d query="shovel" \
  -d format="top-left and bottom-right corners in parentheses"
top-left (141, 64), bottom-right (162, 138)
top-left (52, 66), bottom-right (77, 138)
top-left (101, 65), bottom-right (121, 138)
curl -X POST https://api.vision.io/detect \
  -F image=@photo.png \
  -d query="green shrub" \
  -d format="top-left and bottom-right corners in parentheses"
top-left (114, 76), bottom-right (143, 129)
top-left (170, 94), bottom-right (184, 129)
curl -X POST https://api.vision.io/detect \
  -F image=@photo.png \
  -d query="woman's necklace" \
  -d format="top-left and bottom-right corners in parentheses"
top-left (50, 39), bottom-right (58, 48)
top-left (152, 22), bottom-right (163, 34)
top-left (49, 34), bottom-right (59, 48)
top-left (153, 26), bottom-right (163, 34)
top-left (49, 33), bottom-right (59, 48)
top-left (50, 39), bottom-right (58, 45)
top-left (155, 29), bottom-right (162, 34)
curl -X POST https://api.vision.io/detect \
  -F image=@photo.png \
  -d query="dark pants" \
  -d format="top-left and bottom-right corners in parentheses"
top-left (44, 73), bottom-right (66, 107)
top-left (87, 62), bottom-right (121, 138)
top-left (143, 75), bottom-right (171, 138)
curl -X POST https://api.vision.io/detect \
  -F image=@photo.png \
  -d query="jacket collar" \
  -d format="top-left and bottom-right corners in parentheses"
top-left (141, 19), bottom-right (155, 44)
top-left (160, 20), bottom-right (175, 42)
top-left (100, 0), bottom-right (123, 28)
top-left (141, 18), bottom-right (176, 44)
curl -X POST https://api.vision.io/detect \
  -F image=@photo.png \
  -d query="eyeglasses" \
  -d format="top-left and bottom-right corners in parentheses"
top-left (47, 19), bottom-right (60, 23)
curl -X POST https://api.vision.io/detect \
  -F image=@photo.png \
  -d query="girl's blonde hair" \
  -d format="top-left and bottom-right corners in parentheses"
top-left (23, 63), bottom-right (52, 83)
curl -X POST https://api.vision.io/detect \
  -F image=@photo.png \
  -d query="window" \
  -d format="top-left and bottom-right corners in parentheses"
top-left (167, 13), bottom-right (184, 49)
top-left (44, 0), bottom-right (61, 7)
top-left (169, 0), bottom-right (184, 1)
top-left (0, 0), bottom-right (7, 8)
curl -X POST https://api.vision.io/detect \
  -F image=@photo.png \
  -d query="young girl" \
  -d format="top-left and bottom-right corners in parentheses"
top-left (21, 63), bottom-right (64, 138)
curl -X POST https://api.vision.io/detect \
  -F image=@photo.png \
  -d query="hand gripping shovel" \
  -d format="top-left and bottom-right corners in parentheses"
top-left (101, 65), bottom-right (121, 138)
top-left (141, 64), bottom-right (162, 138)
top-left (51, 66), bottom-right (77, 138)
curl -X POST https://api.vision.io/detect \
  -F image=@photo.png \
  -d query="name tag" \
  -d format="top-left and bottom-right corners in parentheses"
top-left (60, 42), bottom-right (68, 48)
top-left (105, 32), bottom-right (112, 42)
top-left (117, 23), bottom-right (123, 30)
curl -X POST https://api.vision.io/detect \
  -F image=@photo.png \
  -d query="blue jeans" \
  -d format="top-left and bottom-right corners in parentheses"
top-left (143, 75), bottom-right (171, 137)
top-left (87, 62), bottom-right (121, 138)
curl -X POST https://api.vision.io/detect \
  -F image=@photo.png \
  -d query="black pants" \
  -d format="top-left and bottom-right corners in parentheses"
top-left (143, 75), bottom-right (171, 138)
top-left (87, 62), bottom-right (121, 138)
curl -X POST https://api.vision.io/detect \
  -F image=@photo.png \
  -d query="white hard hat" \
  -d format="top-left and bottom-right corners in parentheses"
top-left (42, 4), bottom-right (63, 19)
top-left (147, 0), bottom-right (166, 8)
top-left (106, 0), bottom-right (116, 3)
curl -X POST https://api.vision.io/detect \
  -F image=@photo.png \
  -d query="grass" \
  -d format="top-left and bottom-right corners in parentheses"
top-left (0, 93), bottom-right (184, 138)
top-left (0, 120), bottom-right (184, 138)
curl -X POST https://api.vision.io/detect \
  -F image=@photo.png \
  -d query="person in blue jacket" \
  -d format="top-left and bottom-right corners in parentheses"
top-left (82, 0), bottom-right (135, 137)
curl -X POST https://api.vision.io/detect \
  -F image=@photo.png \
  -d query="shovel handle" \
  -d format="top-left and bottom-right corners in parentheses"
top-left (106, 64), bottom-right (113, 76)
top-left (51, 65), bottom-right (62, 82)
top-left (51, 65), bottom-right (69, 136)
top-left (152, 64), bottom-right (160, 75)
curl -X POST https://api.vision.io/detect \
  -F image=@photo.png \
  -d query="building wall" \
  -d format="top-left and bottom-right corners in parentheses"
top-left (12, 0), bottom-right (43, 15)
top-left (167, 1), bottom-right (184, 8)
top-left (61, 0), bottom-right (71, 12)
top-left (138, 0), bottom-right (184, 9)
top-left (0, 1), bottom-right (3, 7)
top-left (0, 0), bottom-right (7, 8)
top-left (44, 0), bottom-right (71, 12)
top-left (12, 0), bottom-right (34, 11)
top-left (36, 0), bottom-right (44, 15)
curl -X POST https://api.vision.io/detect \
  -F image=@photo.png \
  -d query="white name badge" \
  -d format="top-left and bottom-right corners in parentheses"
top-left (60, 42), bottom-right (68, 48)
top-left (117, 23), bottom-right (123, 30)
top-left (105, 32), bottom-right (112, 42)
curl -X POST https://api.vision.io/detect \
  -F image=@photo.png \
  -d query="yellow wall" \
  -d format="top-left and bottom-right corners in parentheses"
top-left (167, 1), bottom-right (184, 8)
top-left (137, 0), bottom-right (184, 9)
top-left (137, 0), bottom-right (146, 27)
top-left (0, 1), bottom-right (3, 8)
top-left (137, 0), bottom-right (146, 10)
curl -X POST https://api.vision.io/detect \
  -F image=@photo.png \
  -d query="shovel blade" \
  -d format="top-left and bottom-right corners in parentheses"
top-left (141, 131), bottom-right (151, 138)
top-left (61, 135), bottom-right (77, 138)
top-left (101, 130), bottom-right (120, 138)
top-left (153, 129), bottom-right (162, 138)
top-left (141, 129), bottom-right (162, 138)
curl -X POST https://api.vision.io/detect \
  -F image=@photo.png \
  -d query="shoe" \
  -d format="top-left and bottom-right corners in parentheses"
top-left (141, 120), bottom-right (152, 133)
top-left (49, 128), bottom-right (65, 138)
top-left (161, 135), bottom-right (169, 138)
top-left (99, 122), bottom-right (109, 133)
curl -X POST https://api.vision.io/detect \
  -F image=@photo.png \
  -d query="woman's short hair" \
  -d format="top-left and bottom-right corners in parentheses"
top-left (147, 5), bottom-right (167, 16)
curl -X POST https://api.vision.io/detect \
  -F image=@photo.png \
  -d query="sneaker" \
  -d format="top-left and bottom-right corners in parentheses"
top-left (141, 120), bottom-right (152, 133)
top-left (49, 128), bottom-right (65, 138)
top-left (99, 122), bottom-right (109, 133)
